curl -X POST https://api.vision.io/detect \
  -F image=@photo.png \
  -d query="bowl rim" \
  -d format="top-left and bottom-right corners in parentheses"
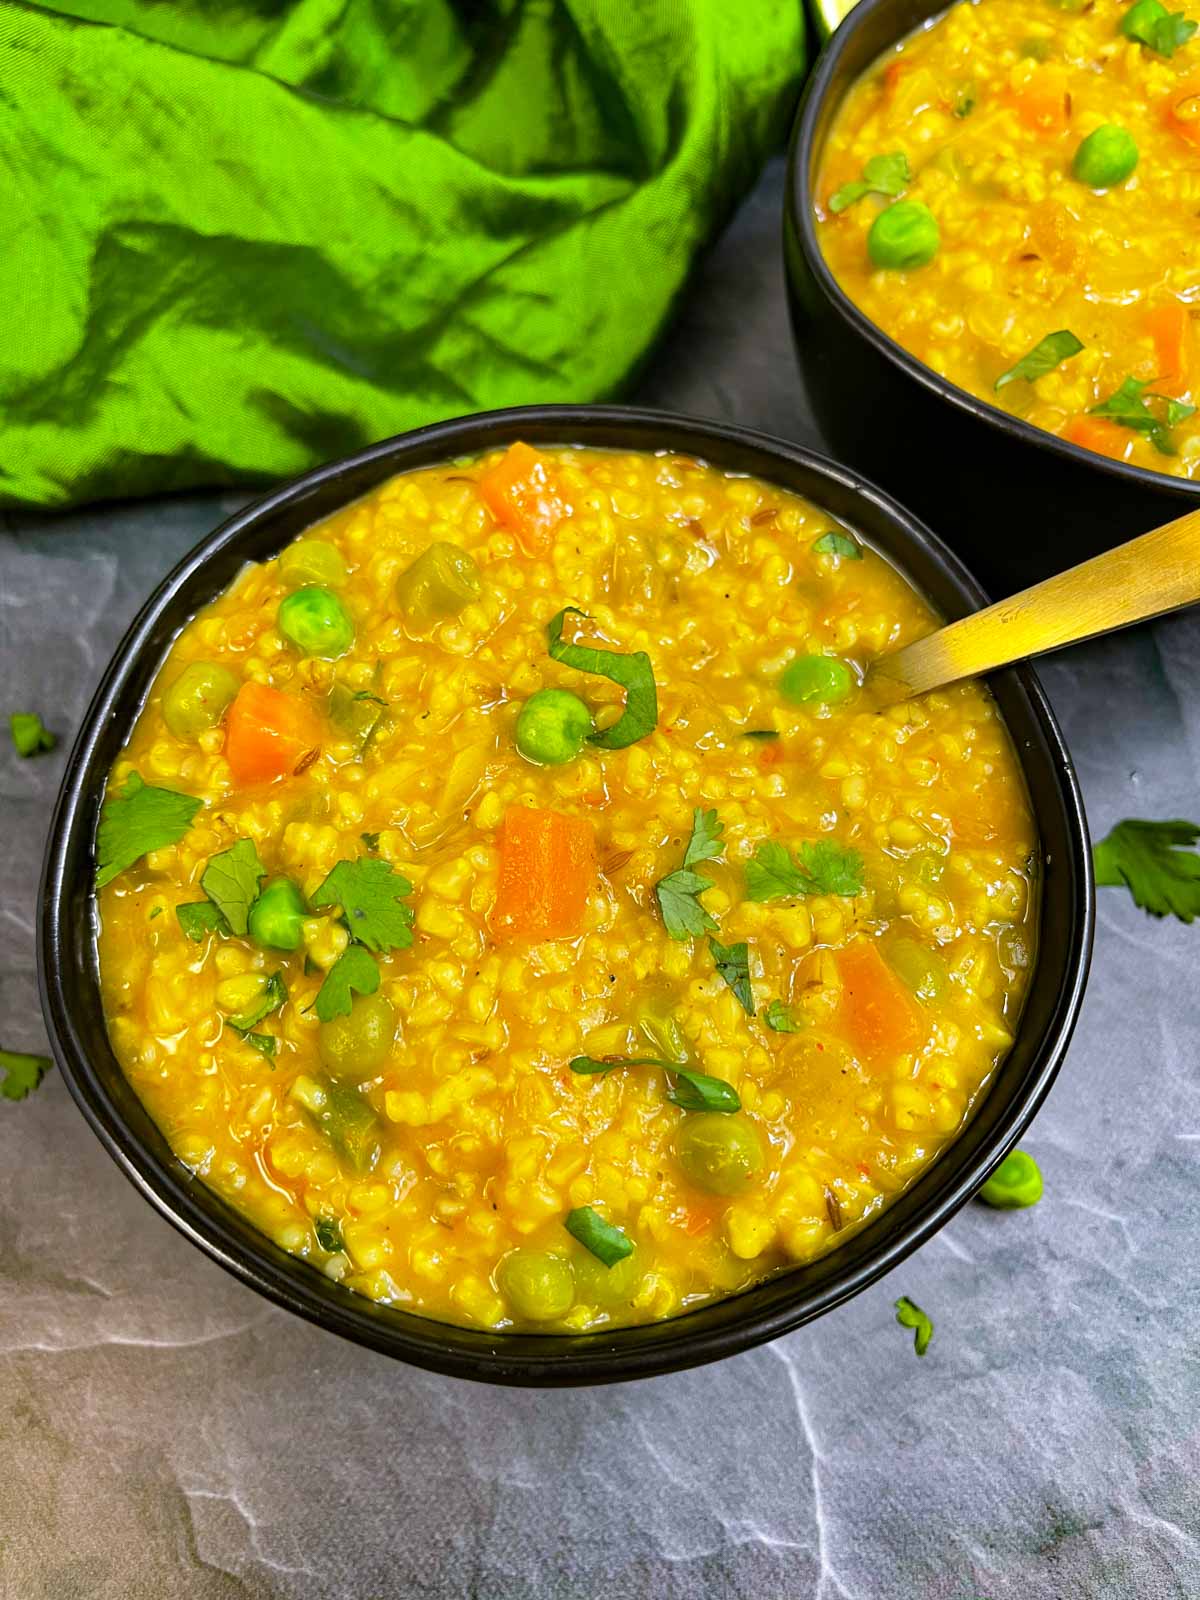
top-left (785, 0), bottom-right (1200, 502)
top-left (38, 403), bottom-right (1095, 1386)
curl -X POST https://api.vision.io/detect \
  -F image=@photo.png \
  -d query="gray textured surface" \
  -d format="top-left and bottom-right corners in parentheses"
top-left (2, 157), bottom-right (1198, 1600)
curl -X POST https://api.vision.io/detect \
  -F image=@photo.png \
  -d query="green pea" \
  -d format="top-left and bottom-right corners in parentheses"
top-left (779, 654), bottom-right (855, 706)
top-left (572, 1246), bottom-right (641, 1308)
top-left (277, 586), bottom-right (355, 659)
top-left (676, 1113), bottom-right (764, 1196)
top-left (1072, 125), bottom-right (1138, 188)
top-left (867, 200), bottom-right (940, 270)
top-left (161, 662), bottom-right (240, 741)
top-left (395, 541), bottom-right (482, 626)
top-left (318, 994), bottom-right (396, 1081)
top-left (886, 937), bottom-right (949, 1003)
top-left (278, 538), bottom-right (347, 590)
top-left (979, 1149), bottom-right (1043, 1209)
top-left (496, 1249), bottom-right (575, 1322)
top-left (515, 688), bottom-right (592, 765)
top-left (247, 877), bottom-right (307, 952)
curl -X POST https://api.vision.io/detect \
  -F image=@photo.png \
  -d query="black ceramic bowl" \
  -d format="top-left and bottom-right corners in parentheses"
top-left (784, 0), bottom-right (1200, 595)
top-left (39, 405), bottom-right (1092, 1386)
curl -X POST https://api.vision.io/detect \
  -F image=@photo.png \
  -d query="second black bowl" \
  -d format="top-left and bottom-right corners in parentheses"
top-left (783, 0), bottom-right (1200, 595)
top-left (39, 405), bottom-right (1093, 1385)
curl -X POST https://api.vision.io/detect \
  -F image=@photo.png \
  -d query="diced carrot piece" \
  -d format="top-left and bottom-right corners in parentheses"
top-left (224, 681), bottom-right (321, 787)
top-left (479, 442), bottom-right (568, 557)
top-left (1166, 75), bottom-right (1200, 147)
top-left (678, 1202), bottom-right (718, 1237)
top-left (1013, 68), bottom-right (1070, 136)
top-left (1144, 302), bottom-right (1194, 396)
top-left (491, 806), bottom-right (595, 942)
top-left (1064, 415), bottom-right (1133, 462)
top-left (838, 939), bottom-right (926, 1063)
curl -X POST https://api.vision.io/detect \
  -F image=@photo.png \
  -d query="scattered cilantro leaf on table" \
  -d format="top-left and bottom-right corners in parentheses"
top-left (314, 945), bottom-right (382, 1022)
top-left (895, 1296), bottom-right (934, 1357)
top-left (96, 773), bottom-right (202, 888)
top-left (10, 712), bottom-right (56, 757)
top-left (1093, 818), bottom-right (1200, 921)
top-left (709, 937), bottom-right (754, 1015)
top-left (200, 838), bottom-right (265, 936)
top-left (312, 857), bottom-right (415, 954)
top-left (745, 838), bottom-right (864, 901)
top-left (0, 1048), bottom-right (52, 1101)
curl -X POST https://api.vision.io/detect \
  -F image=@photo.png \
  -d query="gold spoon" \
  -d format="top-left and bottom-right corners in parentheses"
top-left (868, 507), bottom-right (1200, 704)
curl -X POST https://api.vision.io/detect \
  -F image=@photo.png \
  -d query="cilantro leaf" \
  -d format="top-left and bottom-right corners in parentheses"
top-left (764, 999), bottom-right (802, 1033)
top-left (314, 1215), bottom-right (345, 1253)
top-left (176, 900), bottom-right (229, 942)
top-left (745, 838), bottom-right (864, 901)
top-left (1089, 377), bottom-right (1196, 455)
top-left (1121, 0), bottom-right (1197, 55)
top-left (0, 1048), bottom-right (52, 1101)
top-left (312, 857), bottom-right (415, 954)
top-left (228, 972), bottom-right (287, 1032)
top-left (233, 1028), bottom-right (277, 1060)
top-left (665, 1067), bottom-right (741, 1113)
top-left (684, 808), bottom-right (725, 868)
top-left (655, 809), bottom-right (725, 940)
top-left (709, 937), bottom-right (754, 1015)
top-left (96, 773), bottom-right (202, 888)
top-left (812, 530), bottom-right (862, 559)
top-left (895, 1295), bottom-right (934, 1357)
top-left (360, 831), bottom-right (381, 852)
top-left (1093, 818), bottom-right (1200, 921)
top-left (743, 729), bottom-right (780, 740)
top-left (995, 330), bottom-right (1084, 390)
top-left (569, 1053), bottom-right (677, 1075)
top-left (200, 837), bottom-right (266, 936)
top-left (829, 151), bottom-right (911, 213)
top-left (314, 945), bottom-right (382, 1022)
top-left (10, 712), bottom-right (55, 757)
top-left (546, 607), bottom-right (658, 749)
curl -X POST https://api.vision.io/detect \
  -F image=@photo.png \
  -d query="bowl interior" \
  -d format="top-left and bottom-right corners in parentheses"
top-left (788, 0), bottom-right (1200, 502)
top-left (39, 406), bottom-right (1094, 1385)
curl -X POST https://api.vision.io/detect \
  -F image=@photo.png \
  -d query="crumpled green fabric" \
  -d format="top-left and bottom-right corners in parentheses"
top-left (0, 0), bottom-right (804, 509)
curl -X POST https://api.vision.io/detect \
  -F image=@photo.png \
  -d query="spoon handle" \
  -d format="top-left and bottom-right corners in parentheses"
top-left (873, 505), bottom-right (1200, 698)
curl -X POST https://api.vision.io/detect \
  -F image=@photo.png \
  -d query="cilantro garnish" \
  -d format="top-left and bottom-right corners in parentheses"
top-left (743, 729), bottom-right (780, 741)
top-left (1088, 377), bottom-right (1196, 455)
top-left (763, 999), bottom-right (802, 1033)
top-left (360, 831), bottom-right (381, 852)
top-left (96, 773), bottom-right (202, 888)
top-left (568, 1054), bottom-right (741, 1112)
top-left (233, 1028), bottom-right (277, 1060)
top-left (1121, 0), bottom-right (1197, 56)
top-left (314, 1215), bottom-right (345, 1254)
top-left (9, 712), bottom-right (55, 757)
top-left (654, 808), bottom-right (724, 940)
top-left (0, 1048), bottom-right (52, 1101)
top-left (311, 857), bottom-right (415, 954)
top-left (200, 838), bottom-right (265, 937)
top-left (812, 530), bottom-right (862, 559)
top-left (1093, 818), bottom-right (1200, 921)
top-left (565, 1206), bottom-right (634, 1265)
top-left (227, 972), bottom-right (286, 1032)
top-left (709, 937), bottom-right (754, 1015)
top-left (176, 900), bottom-right (229, 943)
top-left (546, 607), bottom-right (658, 749)
top-left (314, 945), bottom-right (382, 1022)
top-left (995, 330), bottom-right (1083, 391)
top-left (665, 1067), bottom-right (741, 1112)
top-left (828, 151), bottom-right (911, 214)
top-left (745, 838), bottom-right (864, 901)
top-left (895, 1296), bottom-right (934, 1357)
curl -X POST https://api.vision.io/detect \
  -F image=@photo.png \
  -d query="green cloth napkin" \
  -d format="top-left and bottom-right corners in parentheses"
top-left (1, 0), bottom-right (804, 510)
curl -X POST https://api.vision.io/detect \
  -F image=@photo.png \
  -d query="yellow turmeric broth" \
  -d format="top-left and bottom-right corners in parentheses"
top-left (96, 445), bottom-right (1036, 1332)
top-left (817, 0), bottom-right (1200, 474)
